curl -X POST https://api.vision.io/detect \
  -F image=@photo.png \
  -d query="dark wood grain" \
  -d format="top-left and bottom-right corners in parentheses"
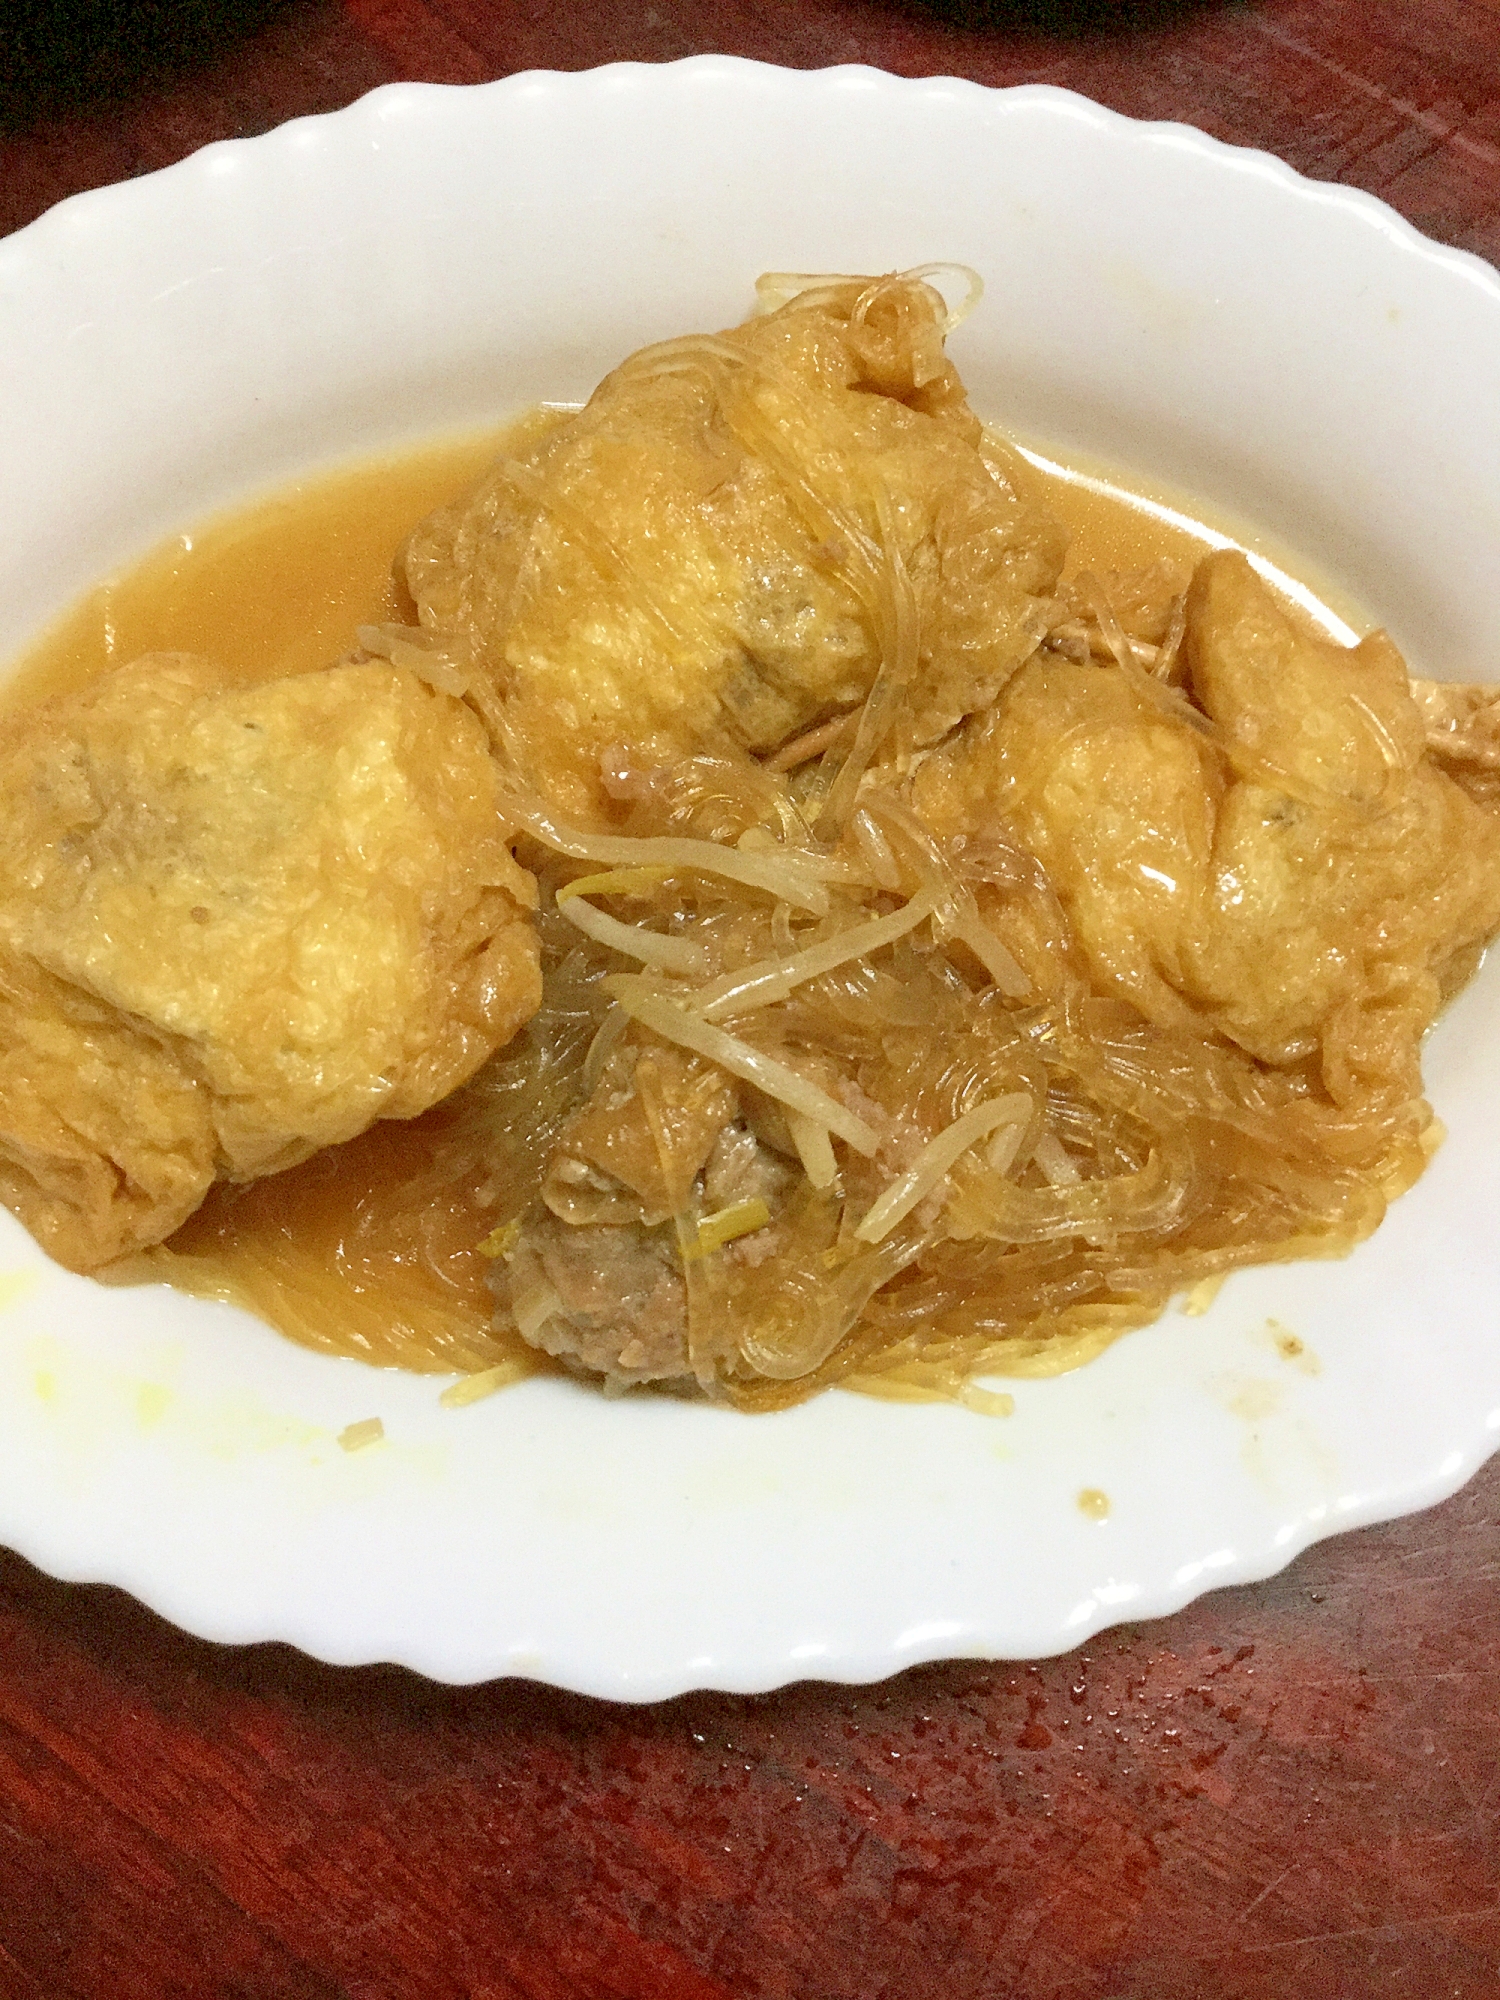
top-left (2, 3), bottom-right (1500, 1995)
top-left (1, 1460), bottom-right (1497, 1997)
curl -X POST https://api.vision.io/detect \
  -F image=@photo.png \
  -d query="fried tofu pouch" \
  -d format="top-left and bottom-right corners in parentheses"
top-left (402, 273), bottom-right (1067, 818)
top-left (917, 551), bottom-right (1500, 1112)
top-left (0, 655), bottom-right (541, 1271)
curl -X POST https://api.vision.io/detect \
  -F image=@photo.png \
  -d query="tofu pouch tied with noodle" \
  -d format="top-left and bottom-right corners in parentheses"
top-left (0, 656), bottom-right (540, 1270)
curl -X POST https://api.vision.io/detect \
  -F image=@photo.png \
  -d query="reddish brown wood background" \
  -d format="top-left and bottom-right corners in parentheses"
top-left (3, 3), bottom-right (1500, 1994)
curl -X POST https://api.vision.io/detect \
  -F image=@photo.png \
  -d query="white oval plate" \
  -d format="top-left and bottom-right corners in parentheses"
top-left (1, 60), bottom-right (1497, 1697)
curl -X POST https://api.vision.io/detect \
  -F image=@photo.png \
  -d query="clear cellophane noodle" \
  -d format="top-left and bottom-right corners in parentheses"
top-left (123, 275), bottom-right (1443, 1404)
top-left (132, 592), bottom-right (1448, 1408)
top-left (118, 719), bottom-right (1427, 1403)
top-left (475, 731), bottom-right (1429, 1412)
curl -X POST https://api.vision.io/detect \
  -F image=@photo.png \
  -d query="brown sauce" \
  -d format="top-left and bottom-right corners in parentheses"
top-left (2, 423), bottom-right (1362, 1375)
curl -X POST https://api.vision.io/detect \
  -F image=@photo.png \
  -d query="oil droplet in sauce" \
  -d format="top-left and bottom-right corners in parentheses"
top-left (1, 420), bottom-right (1363, 1373)
top-left (1077, 1488), bottom-right (1111, 1522)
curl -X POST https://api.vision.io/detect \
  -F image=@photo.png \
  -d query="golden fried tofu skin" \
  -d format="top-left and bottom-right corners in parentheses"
top-left (1184, 547), bottom-right (1426, 808)
top-left (917, 551), bottom-right (1500, 1108)
top-left (0, 655), bottom-right (540, 1270)
top-left (1409, 675), bottom-right (1500, 782)
top-left (402, 273), bottom-right (1067, 819)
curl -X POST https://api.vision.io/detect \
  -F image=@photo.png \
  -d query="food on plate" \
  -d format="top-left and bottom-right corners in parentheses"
top-left (0, 656), bottom-right (539, 1270)
top-left (3, 269), bottom-right (1497, 1407)
top-left (1410, 676), bottom-right (1500, 788)
top-left (400, 268), bottom-right (1065, 820)
top-left (915, 553), bottom-right (1499, 1088)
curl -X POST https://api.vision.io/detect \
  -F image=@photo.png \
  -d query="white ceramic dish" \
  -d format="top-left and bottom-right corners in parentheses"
top-left (1, 59), bottom-right (1497, 1698)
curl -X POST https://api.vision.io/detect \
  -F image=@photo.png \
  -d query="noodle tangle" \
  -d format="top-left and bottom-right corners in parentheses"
top-left (93, 267), bottom-right (1500, 1410)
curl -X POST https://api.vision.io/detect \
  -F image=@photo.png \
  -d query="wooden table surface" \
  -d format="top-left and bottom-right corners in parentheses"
top-left (3, 3), bottom-right (1500, 1995)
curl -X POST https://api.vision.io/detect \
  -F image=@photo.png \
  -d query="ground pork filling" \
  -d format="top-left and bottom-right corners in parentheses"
top-left (498, 1119), bottom-right (797, 1391)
